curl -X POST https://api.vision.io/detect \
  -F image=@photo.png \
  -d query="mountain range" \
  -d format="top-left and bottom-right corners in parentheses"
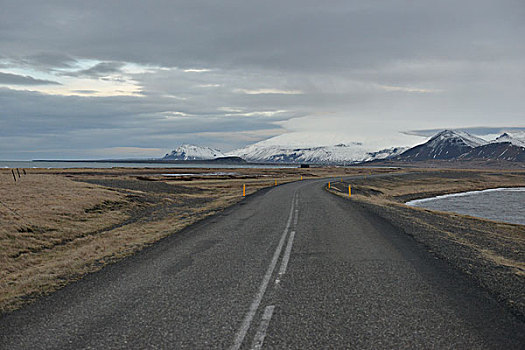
top-left (230, 143), bottom-right (407, 164)
top-left (162, 130), bottom-right (525, 164)
top-left (392, 130), bottom-right (525, 162)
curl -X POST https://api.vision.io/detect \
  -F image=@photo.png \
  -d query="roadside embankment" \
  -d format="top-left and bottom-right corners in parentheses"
top-left (328, 169), bottom-right (525, 319)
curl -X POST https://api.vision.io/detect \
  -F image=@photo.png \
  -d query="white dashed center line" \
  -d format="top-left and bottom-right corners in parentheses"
top-left (250, 305), bottom-right (275, 350)
top-left (230, 193), bottom-right (296, 350)
top-left (276, 230), bottom-right (296, 284)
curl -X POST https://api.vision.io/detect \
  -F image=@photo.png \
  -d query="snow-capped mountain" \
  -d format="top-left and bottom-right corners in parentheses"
top-left (395, 130), bottom-right (488, 161)
top-left (161, 130), bottom-right (525, 164)
top-left (163, 144), bottom-right (225, 160)
top-left (392, 130), bottom-right (525, 162)
top-left (458, 142), bottom-right (525, 162)
top-left (490, 133), bottom-right (525, 147)
top-left (230, 143), bottom-right (404, 164)
top-left (434, 130), bottom-right (488, 148)
top-left (363, 147), bottom-right (409, 162)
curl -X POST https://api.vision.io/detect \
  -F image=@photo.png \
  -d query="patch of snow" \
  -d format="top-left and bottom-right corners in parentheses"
top-left (490, 133), bottom-right (525, 147)
top-left (230, 143), bottom-right (405, 164)
top-left (426, 130), bottom-right (487, 148)
top-left (163, 144), bottom-right (225, 160)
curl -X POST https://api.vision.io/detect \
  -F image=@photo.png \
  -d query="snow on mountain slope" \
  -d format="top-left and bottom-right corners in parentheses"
top-left (363, 147), bottom-right (409, 161)
top-left (163, 144), bottom-right (225, 160)
top-left (491, 133), bottom-right (525, 147)
top-left (230, 143), bottom-right (403, 164)
top-left (396, 130), bottom-right (488, 161)
top-left (458, 142), bottom-right (525, 162)
top-left (426, 130), bottom-right (487, 148)
top-left (161, 129), bottom-right (524, 164)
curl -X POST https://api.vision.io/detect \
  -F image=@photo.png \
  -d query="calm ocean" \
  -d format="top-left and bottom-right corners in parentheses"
top-left (406, 188), bottom-right (525, 225)
top-left (0, 161), bottom-right (294, 169)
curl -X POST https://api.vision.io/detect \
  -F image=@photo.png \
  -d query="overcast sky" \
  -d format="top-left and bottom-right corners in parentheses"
top-left (1, 0), bottom-right (524, 159)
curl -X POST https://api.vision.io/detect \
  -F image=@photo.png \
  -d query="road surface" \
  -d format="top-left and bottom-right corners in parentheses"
top-left (1, 179), bottom-right (524, 349)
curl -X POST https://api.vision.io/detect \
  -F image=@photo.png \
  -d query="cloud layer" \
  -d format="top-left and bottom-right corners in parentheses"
top-left (0, 72), bottom-right (60, 85)
top-left (0, 0), bottom-right (524, 159)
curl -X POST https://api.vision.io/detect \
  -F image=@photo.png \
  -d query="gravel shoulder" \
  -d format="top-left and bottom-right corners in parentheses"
top-left (329, 171), bottom-right (525, 319)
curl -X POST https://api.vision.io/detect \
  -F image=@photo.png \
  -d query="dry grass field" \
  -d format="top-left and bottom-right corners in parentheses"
top-left (3, 166), bottom-right (523, 316)
top-left (1, 166), bottom-right (393, 313)
top-left (343, 168), bottom-right (525, 201)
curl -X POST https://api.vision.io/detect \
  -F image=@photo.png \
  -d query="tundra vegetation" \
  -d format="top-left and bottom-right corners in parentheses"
top-left (0, 166), bottom-right (388, 313)
top-left (1, 167), bottom-right (523, 316)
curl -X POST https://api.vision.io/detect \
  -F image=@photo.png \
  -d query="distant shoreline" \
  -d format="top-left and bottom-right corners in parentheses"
top-left (0, 159), bottom-right (303, 169)
top-left (31, 157), bottom-right (248, 164)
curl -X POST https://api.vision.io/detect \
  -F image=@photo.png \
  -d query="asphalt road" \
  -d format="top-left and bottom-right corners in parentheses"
top-left (1, 179), bottom-right (524, 349)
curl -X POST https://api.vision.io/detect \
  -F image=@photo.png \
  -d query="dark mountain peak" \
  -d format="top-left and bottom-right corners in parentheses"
top-left (432, 129), bottom-right (455, 137)
top-left (459, 142), bottom-right (525, 162)
top-left (427, 130), bottom-right (487, 148)
top-left (492, 133), bottom-right (525, 147)
top-left (396, 129), bottom-right (487, 161)
top-left (392, 129), bottom-right (525, 163)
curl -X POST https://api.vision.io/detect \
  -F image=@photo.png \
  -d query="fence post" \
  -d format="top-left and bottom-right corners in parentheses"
top-left (11, 169), bottom-right (16, 182)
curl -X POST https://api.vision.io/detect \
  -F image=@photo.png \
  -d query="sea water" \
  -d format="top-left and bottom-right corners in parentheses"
top-left (0, 160), bottom-right (295, 169)
top-left (406, 188), bottom-right (525, 225)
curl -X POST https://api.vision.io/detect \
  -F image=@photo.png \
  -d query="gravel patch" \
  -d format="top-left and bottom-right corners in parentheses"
top-left (353, 198), bottom-right (525, 321)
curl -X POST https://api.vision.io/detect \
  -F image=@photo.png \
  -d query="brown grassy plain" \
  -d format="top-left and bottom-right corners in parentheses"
top-left (2, 166), bottom-right (523, 315)
top-left (0, 166), bottom-right (391, 313)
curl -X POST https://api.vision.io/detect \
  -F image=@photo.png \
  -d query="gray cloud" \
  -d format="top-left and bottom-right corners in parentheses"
top-left (405, 127), bottom-right (525, 138)
top-left (0, 1), bottom-right (524, 159)
top-left (63, 61), bottom-right (126, 78)
top-left (2, 1), bottom-right (523, 72)
top-left (0, 72), bottom-right (61, 85)
top-left (71, 90), bottom-right (99, 94)
top-left (0, 87), bottom-right (286, 159)
top-left (16, 53), bottom-right (77, 70)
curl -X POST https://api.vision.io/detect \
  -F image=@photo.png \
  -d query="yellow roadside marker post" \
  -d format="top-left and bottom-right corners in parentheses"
top-left (243, 184), bottom-right (246, 197)
top-left (301, 175), bottom-right (303, 180)
top-left (348, 184), bottom-right (352, 197)
top-left (328, 182), bottom-right (331, 189)
top-left (275, 179), bottom-right (277, 186)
